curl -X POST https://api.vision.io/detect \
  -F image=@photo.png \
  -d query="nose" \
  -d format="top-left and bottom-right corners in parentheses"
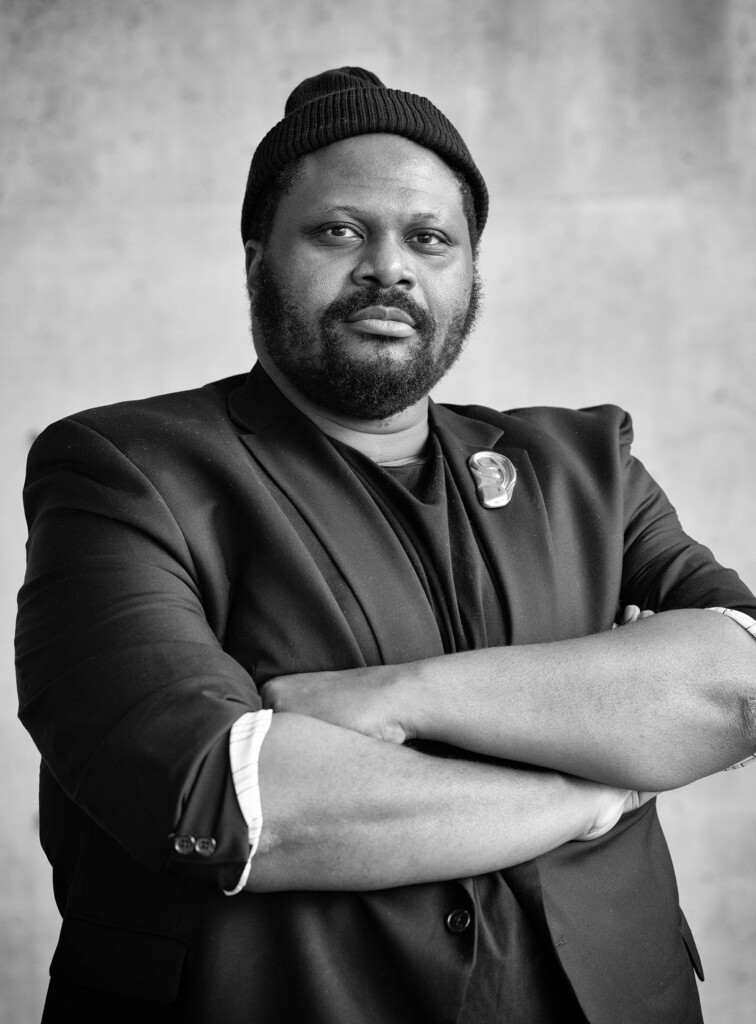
top-left (351, 235), bottom-right (416, 290)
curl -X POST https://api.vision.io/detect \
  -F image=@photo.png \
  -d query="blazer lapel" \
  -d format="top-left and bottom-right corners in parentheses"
top-left (228, 367), bottom-right (445, 666)
top-left (430, 402), bottom-right (559, 645)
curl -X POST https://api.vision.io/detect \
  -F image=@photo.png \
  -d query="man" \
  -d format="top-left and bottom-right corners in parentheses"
top-left (16, 67), bottom-right (756, 1023)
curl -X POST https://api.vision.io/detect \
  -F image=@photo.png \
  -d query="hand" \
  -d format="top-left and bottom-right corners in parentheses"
top-left (261, 664), bottom-right (413, 745)
top-left (576, 782), bottom-right (657, 841)
top-left (613, 604), bottom-right (655, 628)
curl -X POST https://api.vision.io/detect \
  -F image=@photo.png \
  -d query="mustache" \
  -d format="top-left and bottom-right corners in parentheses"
top-left (320, 288), bottom-right (436, 334)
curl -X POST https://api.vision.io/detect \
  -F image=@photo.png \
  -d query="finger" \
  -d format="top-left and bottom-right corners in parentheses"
top-left (577, 791), bottom-right (628, 841)
top-left (622, 790), bottom-right (658, 813)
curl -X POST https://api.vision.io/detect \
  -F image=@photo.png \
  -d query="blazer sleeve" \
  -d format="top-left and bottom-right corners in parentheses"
top-left (618, 411), bottom-right (756, 616)
top-left (16, 416), bottom-right (260, 886)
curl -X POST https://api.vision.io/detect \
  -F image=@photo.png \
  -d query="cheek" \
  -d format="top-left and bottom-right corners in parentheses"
top-left (281, 254), bottom-right (349, 312)
top-left (427, 274), bottom-right (473, 320)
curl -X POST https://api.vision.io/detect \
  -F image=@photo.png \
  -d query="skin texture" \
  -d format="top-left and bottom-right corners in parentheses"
top-left (263, 608), bottom-right (756, 793)
top-left (249, 714), bottom-right (649, 891)
top-left (242, 135), bottom-right (756, 892)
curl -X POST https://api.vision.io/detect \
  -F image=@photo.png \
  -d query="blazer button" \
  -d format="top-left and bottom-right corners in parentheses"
top-left (445, 908), bottom-right (472, 934)
top-left (195, 836), bottom-right (217, 857)
top-left (173, 835), bottom-right (195, 855)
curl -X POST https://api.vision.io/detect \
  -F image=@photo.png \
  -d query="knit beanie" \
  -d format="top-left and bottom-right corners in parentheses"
top-left (240, 66), bottom-right (488, 244)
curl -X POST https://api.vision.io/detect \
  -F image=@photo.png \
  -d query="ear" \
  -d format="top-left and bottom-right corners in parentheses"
top-left (245, 240), bottom-right (264, 293)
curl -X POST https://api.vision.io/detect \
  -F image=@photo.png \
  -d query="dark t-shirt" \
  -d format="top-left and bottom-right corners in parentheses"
top-left (337, 437), bottom-right (588, 1022)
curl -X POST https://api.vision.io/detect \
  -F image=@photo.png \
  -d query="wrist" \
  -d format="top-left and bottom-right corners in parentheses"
top-left (397, 656), bottom-right (445, 743)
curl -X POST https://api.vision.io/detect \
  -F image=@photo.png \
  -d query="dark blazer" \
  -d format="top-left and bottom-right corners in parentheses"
top-left (16, 365), bottom-right (756, 1023)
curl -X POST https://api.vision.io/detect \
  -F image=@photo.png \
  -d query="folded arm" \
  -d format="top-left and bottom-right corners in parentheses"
top-left (245, 710), bottom-right (649, 891)
top-left (263, 608), bottom-right (756, 792)
top-left (19, 414), bottom-right (753, 894)
top-left (17, 416), bottom-right (647, 893)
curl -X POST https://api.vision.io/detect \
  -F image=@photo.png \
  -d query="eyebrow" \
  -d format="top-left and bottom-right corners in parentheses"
top-left (312, 204), bottom-right (448, 223)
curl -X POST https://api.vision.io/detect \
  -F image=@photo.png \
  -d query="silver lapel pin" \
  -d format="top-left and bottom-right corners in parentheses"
top-left (468, 451), bottom-right (517, 508)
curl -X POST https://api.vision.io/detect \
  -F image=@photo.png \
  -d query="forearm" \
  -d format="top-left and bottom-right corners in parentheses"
top-left (244, 711), bottom-right (631, 892)
top-left (405, 609), bottom-right (756, 790)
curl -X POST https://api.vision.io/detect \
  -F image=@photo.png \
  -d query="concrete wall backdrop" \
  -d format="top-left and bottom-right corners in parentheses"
top-left (2, 0), bottom-right (755, 1020)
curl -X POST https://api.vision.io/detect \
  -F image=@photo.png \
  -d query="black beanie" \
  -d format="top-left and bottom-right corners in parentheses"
top-left (240, 66), bottom-right (488, 244)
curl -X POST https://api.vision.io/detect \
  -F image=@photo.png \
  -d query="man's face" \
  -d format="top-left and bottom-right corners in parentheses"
top-left (247, 134), bottom-right (480, 421)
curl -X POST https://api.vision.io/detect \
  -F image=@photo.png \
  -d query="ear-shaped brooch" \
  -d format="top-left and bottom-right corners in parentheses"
top-left (468, 451), bottom-right (517, 509)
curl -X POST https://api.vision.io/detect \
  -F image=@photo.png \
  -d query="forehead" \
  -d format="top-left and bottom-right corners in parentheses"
top-left (283, 134), bottom-right (466, 220)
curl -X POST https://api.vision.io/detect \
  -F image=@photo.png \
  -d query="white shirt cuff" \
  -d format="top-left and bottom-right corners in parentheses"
top-left (707, 606), bottom-right (756, 639)
top-left (223, 708), bottom-right (273, 895)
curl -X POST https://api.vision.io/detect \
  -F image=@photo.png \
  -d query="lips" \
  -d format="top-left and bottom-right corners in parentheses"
top-left (346, 305), bottom-right (417, 338)
top-left (347, 306), bottom-right (416, 327)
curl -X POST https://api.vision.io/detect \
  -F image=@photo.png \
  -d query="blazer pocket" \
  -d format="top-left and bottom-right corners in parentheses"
top-left (50, 915), bottom-right (187, 1003)
top-left (679, 910), bottom-right (705, 982)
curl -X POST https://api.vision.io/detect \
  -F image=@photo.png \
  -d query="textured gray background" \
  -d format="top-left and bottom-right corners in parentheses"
top-left (2, 1), bottom-right (755, 1021)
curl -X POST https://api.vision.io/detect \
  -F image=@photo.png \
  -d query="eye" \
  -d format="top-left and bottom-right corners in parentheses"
top-left (410, 230), bottom-right (447, 249)
top-left (314, 224), bottom-right (363, 244)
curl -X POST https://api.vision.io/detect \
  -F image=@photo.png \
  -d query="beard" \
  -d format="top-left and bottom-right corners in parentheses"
top-left (251, 258), bottom-right (482, 420)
